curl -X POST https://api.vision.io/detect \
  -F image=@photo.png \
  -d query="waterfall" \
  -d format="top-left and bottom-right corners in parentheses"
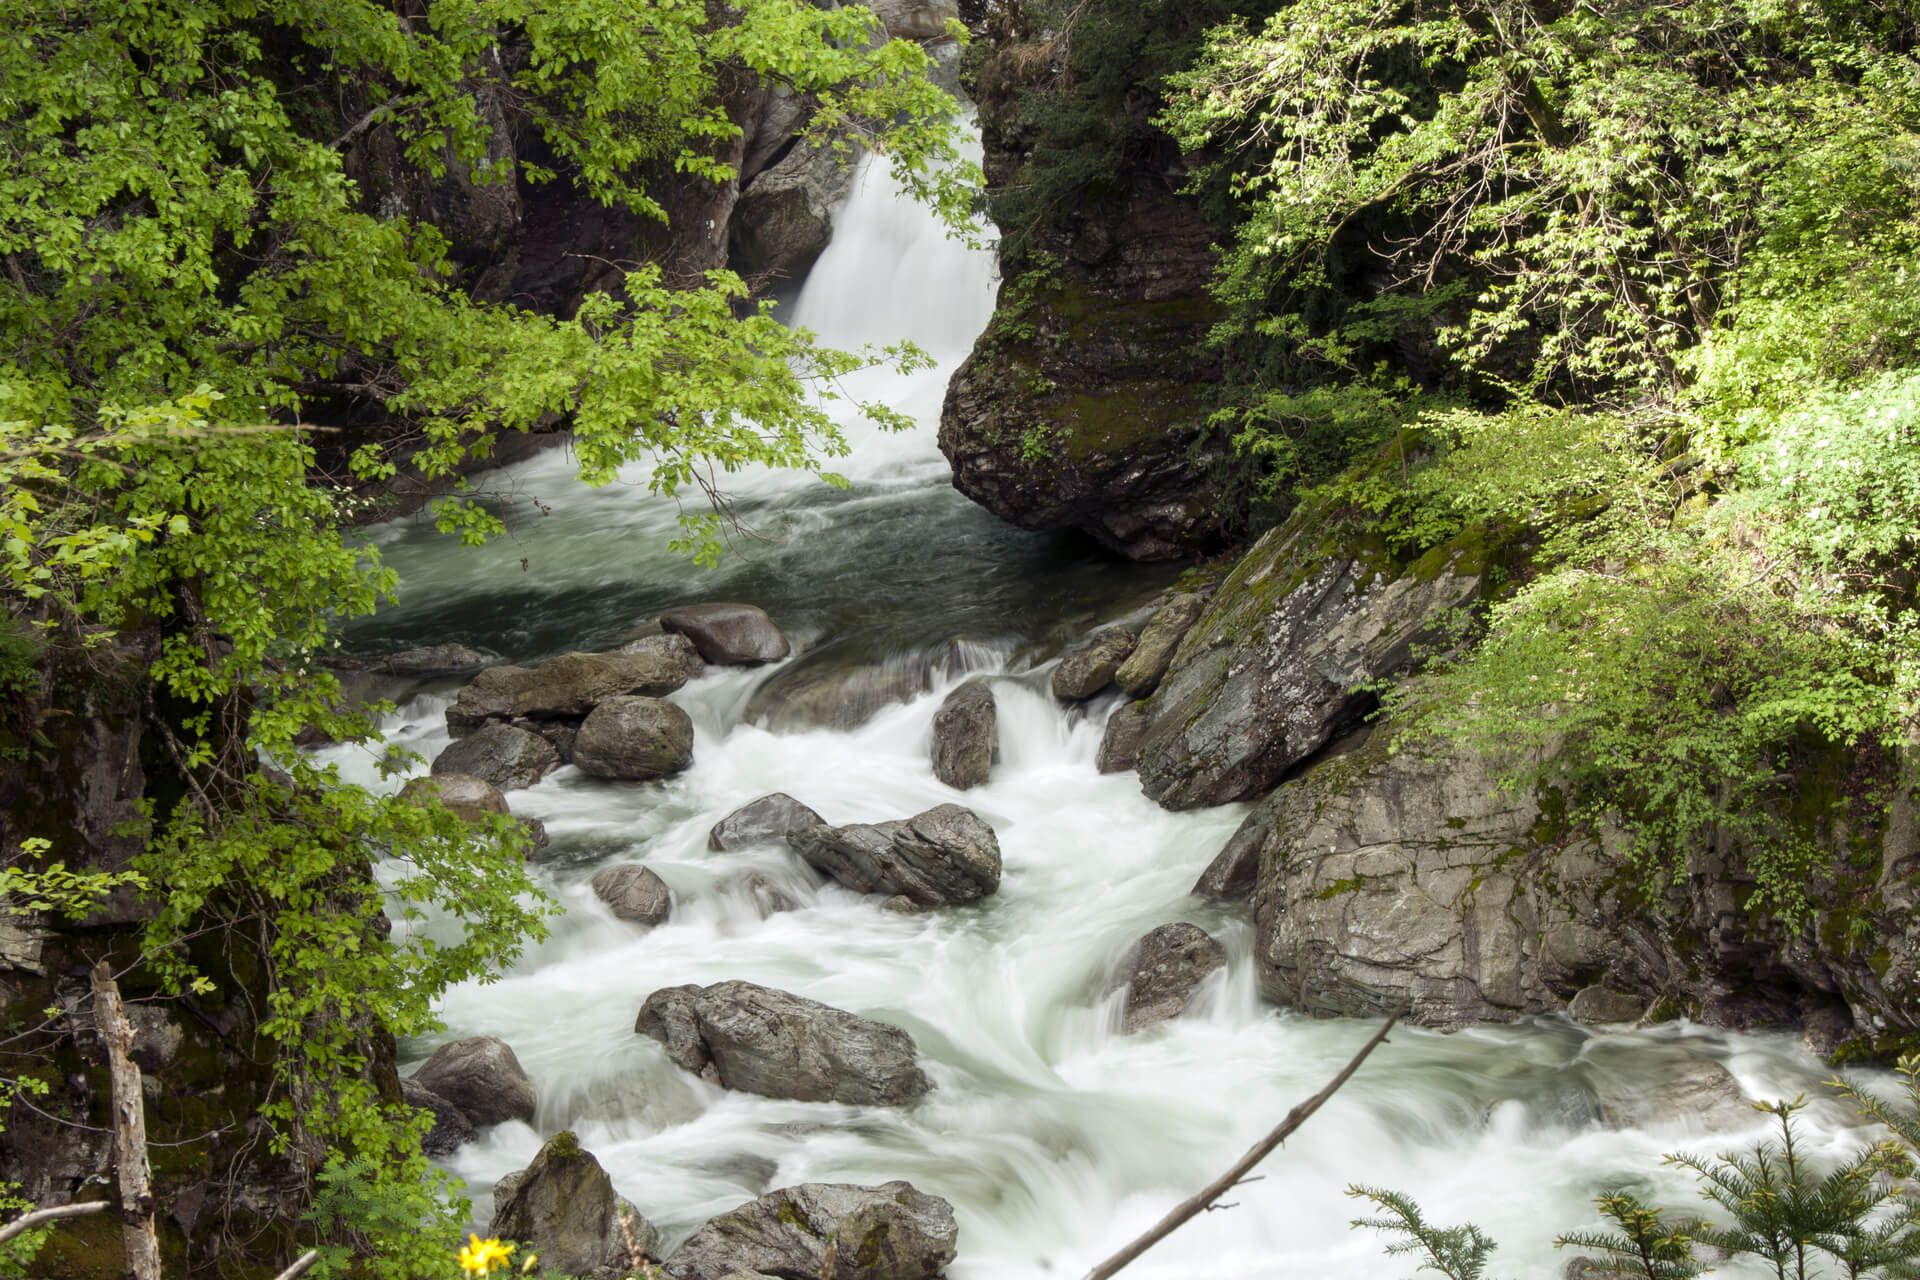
top-left (328, 128), bottom-right (1874, 1279)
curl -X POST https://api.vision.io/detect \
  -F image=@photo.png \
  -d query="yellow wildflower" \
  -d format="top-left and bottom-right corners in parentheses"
top-left (457, 1234), bottom-right (516, 1275)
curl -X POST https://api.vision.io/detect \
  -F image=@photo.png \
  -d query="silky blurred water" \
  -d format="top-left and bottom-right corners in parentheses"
top-left (322, 139), bottom-right (1886, 1279)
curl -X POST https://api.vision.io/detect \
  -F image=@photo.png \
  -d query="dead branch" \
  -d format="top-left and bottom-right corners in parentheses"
top-left (1079, 1011), bottom-right (1402, 1280)
top-left (0, 1199), bottom-right (110, 1245)
top-left (90, 961), bottom-right (160, 1280)
top-left (270, 1249), bottom-right (321, 1280)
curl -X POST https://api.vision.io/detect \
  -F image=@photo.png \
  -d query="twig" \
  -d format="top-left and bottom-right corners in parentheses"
top-left (90, 961), bottom-right (160, 1280)
top-left (1079, 1011), bottom-right (1402, 1280)
top-left (0, 1200), bottom-right (110, 1245)
top-left (270, 1249), bottom-right (321, 1280)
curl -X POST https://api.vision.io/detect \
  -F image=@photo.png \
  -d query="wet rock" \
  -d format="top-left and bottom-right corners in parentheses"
top-left (1593, 1056), bottom-right (1750, 1131)
top-left (663, 1180), bottom-right (957, 1280)
top-left (635, 980), bottom-right (931, 1106)
top-left (618, 631), bottom-right (707, 682)
top-left (790, 804), bottom-right (1001, 907)
top-left (1192, 811), bottom-right (1265, 901)
top-left (573, 696), bottom-right (695, 781)
top-left (729, 138), bottom-right (854, 282)
top-left (1051, 629), bottom-right (1135, 701)
top-left (399, 772), bottom-right (509, 824)
top-left (1567, 985), bottom-right (1647, 1026)
top-left (375, 643), bottom-right (499, 676)
top-left (430, 722), bottom-right (561, 792)
top-left (512, 649), bottom-right (694, 719)
top-left (401, 1077), bottom-right (474, 1156)
top-left (591, 864), bottom-right (672, 926)
top-left (527, 717), bottom-right (579, 763)
top-left (520, 816), bottom-right (550, 852)
top-left (709, 793), bottom-right (827, 851)
top-left (930, 681), bottom-right (996, 790)
top-left (660, 603), bottom-right (791, 666)
top-left (1114, 593), bottom-right (1204, 698)
top-left (1115, 923), bottom-right (1227, 1033)
top-left (447, 664), bottom-right (534, 737)
top-left (409, 1035), bottom-right (535, 1128)
top-left (1802, 1004), bottom-right (1859, 1061)
top-left (741, 640), bottom-right (992, 732)
top-left (1136, 507), bottom-right (1485, 809)
top-left (1095, 701), bottom-right (1151, 775)
top-left (490, 1130), bottom-right (659, 1279)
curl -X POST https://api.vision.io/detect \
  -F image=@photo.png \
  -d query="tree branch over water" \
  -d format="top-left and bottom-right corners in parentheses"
top-left (1081, 1011), bottom-right (1402, 1280)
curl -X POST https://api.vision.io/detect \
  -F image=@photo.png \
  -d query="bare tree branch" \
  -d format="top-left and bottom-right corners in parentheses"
top-left (0, 1200), bottom-right (110, 1245)
top-left (270, 1249), bottom-right (321, 1280)
top-left (1079, 1011), bottom-right (1402, 1280)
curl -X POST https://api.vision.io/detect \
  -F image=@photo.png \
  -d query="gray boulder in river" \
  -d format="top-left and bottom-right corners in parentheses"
top-left (1113, 592), bottom-right (1205, 698)
top-left (399, 772), bottom-right (508, 825)
top-left (430, 721), bottom-right (561, 792)
top-left (510, 645), bottom-right (699, 718)
top-left (634, 980), bottom-right (931, 1106)
top-left (491, 1130), bottom-right (660, 1279)
top-left (408, 1034), bottom-right (535, 1128)
top-left (1113, 923), bottom-right (1227, 1033)
top-left (590, 864), bottom-right (672, 926)
top-left (709, 793), bottom-right (826, 851)
top-left (572, 696), bottom-right (695, 781)
top-left (660, 602), bottom-right (791, 666)
top-left (929, 680), bottom-right (995, 790)
top-left (1050, 627), bottom-right (1135, 701)
top-left (789, 804), bottom-right (1000, 907)
top-left (663, 1180), bottom-right (957, 1280)
top-left (400, 1077), bottom-right (474, 1156)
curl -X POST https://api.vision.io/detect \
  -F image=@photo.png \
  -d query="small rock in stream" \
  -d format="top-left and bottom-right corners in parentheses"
top-left (660, 602), bottom-right (791, 666)
top-left (662, 1180), bottom-right (957, 1280)
top-left (708, 793), bottom-right (826, 851)
top-left (789, 804), bottom-right (1000, 907)
top-left (591, 864), bottom-right (672, 926)
top-left (409, 1034), bottom-right (535, 1128)
top-left (930, 679), bottom-right (996, 790)
top-left (1113, 923), bottom-right (1227, 1032)
top-left (572, 696), bottom-right (695, 780)
top-left (430, 721), bottom-right (561, 792)
top-left (1051, 628), bottom-right (1135, 701)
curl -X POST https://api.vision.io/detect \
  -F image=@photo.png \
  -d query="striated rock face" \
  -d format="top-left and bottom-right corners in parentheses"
top-left (937, 32), bottom-right (1235, 561)
top-left (663, 1180), bottom-right (958, 1280)
top-left (1134, 506), bottom-right (1486, 810)
top-left (635, 980), bottom-right (931, 1106)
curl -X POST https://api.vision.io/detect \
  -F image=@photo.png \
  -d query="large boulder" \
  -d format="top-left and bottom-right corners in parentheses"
top-left (663, 1181), bottom-right (957, 1280)
top-left (409, 1035), bottom-right (535, 1128)
top-left (430, 722), bottom-right (561, 792)
top-left (447, 664), bottom-right (535, 737)
top-left (591, 864), bottom-right (672, 926)
top-left (729, 138), bottom-right (855, 283)
top-left (1135, 501), bottom-right (1487, 809)
top-left (660, 603), bottom-right (791, 666)
top-left (1051, 629), bottom-right (1135, 701)
top-left (400, 1077), bottom-right (474, 1156)
top-left (634, 980), bottom-right (931, 1106)
top-left (399, 772), bottom-right (509, 824)
top-left (865, 0), bottom-right (958, 40)
top-left (789, 804), bottom-right (1000, 907)
top-left (1113, 923), bottom-right (1227, 1032)
top-left (743, 640), bottom-right (986, 732)
top-left (490, 1130), bottom-right (660, 1279)
top-left (709, 793), bottom-right (826, 851)
top-left (511, 648), bottom-right (696, 719)
top-left (572, 696), bottom-right (695, 781)
top-left (1113, 593), bottom-right (1204, 697)
top-left (930, 681), bottom-right (995, 790)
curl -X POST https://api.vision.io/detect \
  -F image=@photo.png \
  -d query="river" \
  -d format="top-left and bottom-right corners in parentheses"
top-left (321, 139), bottom-right (1879, 1280)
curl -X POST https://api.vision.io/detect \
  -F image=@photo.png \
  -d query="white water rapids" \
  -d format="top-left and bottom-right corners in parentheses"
top-left (322, 143), bottom-right (1888, 1278)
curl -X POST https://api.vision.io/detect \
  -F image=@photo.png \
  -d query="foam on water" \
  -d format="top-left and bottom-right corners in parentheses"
top-left (327, 127), bottom-right (1882, 1279)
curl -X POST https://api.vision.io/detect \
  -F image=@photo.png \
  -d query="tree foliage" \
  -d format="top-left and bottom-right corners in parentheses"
top-left (0, 0), bottom-right (969, 1271)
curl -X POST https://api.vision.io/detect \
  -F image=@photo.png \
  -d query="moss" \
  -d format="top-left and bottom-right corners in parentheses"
top-left (1315, 875), bottom-right (1367, 900)
top-left (545, 1128), bottom-right (582, 1160)
top-left (853, 1222), bottom-right (892, 1268)
top-left (776, 1199), bottom-right (822, 1238)
top-left (1642, 993), bottom-right (1702, 1024)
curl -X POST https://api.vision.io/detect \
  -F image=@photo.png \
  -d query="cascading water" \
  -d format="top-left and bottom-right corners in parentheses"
top-left (328, 138), bottom-right (1885, 1278)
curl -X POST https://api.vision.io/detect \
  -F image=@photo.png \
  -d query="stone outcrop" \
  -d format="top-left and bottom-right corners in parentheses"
top-left (930, 680), bottom-right (996, 789)
top-left (635, 980), bottom-right (931, 1105)
top-left (1113, 923), bottom-right (1227, 1033)
top-left (431, 721), bottom-right (562, 791)
top-left (591, 864), bottom-right (673, 925)
top-left (663, 1180), bottom-right (958, 1280)
top-left (1051, 628), bottom-right (1135, 701)
top-left (1134, 502), bottom-right (1487, 809)
top-left (710, 793), bottom-right (827, 850)
top-left (937, 25), bottom-right (1236, 561)
top-left (409, 1035), bottom-right (537, 1128)
top-left (661, 603), bottom-right (791, 666)
top-left (730, 139), bottom-right (856, 283)
top-left (491, 1131), bottom-right (659, 1279)
top-left (572, 696), bottom-right (696, 781)
top-left (789, 804), bottom-right (1001, 906)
